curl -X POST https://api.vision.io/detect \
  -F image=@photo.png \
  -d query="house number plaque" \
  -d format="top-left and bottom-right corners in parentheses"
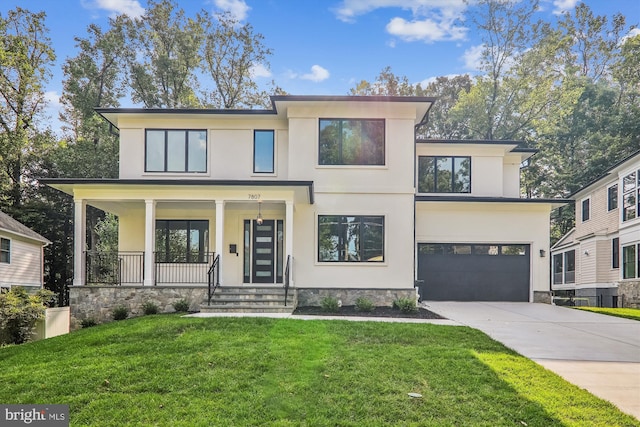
top-left (248, 194), bottom-right (261, 200)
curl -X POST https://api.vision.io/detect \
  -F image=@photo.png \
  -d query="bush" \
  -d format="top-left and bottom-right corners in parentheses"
top-left (0, 287), bottom-right (54, 344)
top-left (173, 298), bottom-right (190, 312)
top-left (320, 296), bottom-right (340, 313)
top-left (393, 297), bottom-right (418, 313)
top-left (112, 305), bottom-right (129, 320)
top-left (81, 318), bottom-right (98, 328)
top-left (355, 297), bottom-right (375, 312)
top-left (142, 300), bottom-right (159, 315)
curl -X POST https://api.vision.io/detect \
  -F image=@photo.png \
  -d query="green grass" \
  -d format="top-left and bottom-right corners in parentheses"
top-left (1, 315), bottom-right (637, 426)
top-left (574, 306), bottom-right (640, 321)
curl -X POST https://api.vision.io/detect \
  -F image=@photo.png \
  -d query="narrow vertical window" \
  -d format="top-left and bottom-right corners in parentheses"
top-left (276, 220), bottom-right (284, 283)
top-left (581, 198), bottom-right (590, 222)
top-left (612, 238), bottom-right (619, 269)
top-left (254, 130), bottom-right (275, 173)
top-left (243, 220), bottom-right (251, 283)
top-left (608, 184), bottom-right (618, 211)
top-left (0, 238), bottom-right (10, 264)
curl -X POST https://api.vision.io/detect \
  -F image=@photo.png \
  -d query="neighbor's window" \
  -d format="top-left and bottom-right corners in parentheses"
top-left (418, 156), bottom-right (471, 193)
top-left (608, 184), bottom-right (618, 211)
top-left (155, 220), bottom-right (209, 263)
top-left (622, 171), bottom-right (638, 222)
top-left (622, 243), bottom-right (639, 279)
top-left (553, 249), bottom-right (576, 285)
top-left (319, 119), bottom-right (385, 166)
top-left (254, 130), bottom-right (274, 173)
top-left (146, 129), bottom-right (207, 173)
top-left (581, 198), bottom-right (590, 222)
top-left (318, 215), bottom-right (384, 262)
top-left (0, 238), bottom-right (10, 263)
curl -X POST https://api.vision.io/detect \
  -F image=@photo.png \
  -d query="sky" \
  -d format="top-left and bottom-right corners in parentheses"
top-left (2, 0), bottom-right (639, 133)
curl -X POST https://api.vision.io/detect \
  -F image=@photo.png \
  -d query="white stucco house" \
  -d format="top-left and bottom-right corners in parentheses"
top-left (551, 150), bottom-right (640, 308)
top-left (42, 95), bottom-right (567, 317)
top-left (0, 210), bottom-right (50, 290)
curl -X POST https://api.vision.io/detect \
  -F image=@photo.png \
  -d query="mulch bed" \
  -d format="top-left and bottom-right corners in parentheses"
top-left (293, 305), bottom-right (445, 319)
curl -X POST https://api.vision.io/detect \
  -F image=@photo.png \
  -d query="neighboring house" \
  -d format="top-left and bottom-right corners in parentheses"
top-left (42, 95), bottom-right (566, 317)
top-left (551, 150), bottom-right (640, 308)
top-left (0, 210), bottom-right (50, 290)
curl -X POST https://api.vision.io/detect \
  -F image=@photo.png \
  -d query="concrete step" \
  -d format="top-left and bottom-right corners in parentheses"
top-left (200, 286), bottom-right (297, 314)
top-left (206, 298), bottom-right (295, 306)
top-left (199, 304), bottom-right (295, 314)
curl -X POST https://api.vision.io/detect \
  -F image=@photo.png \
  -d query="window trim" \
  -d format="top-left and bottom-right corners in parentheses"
top-left (253, 129), bottom-right (275, 174)
top-left (607, 183), bottom-right (618, 211)
top-left (0, 237), bottom-right (10, 264)
top-left (318, 118), bottom-right (386, 166)
top-left (553, 249), bottom-right (576, 285)
top-left (317, 215), bottom-right (385, 263)
top-left (155, 219), bottom-right (209, 263)
top-left (417, 155), bottom-right (472, 194)
top-left (581, 197), bottom-right (591, 222)
top-left (622, 169), bottom-right (639, 222)
top-left (622, 243), bottom-right (639, 279)
top-left (144, 129), bottom-right (208, 173)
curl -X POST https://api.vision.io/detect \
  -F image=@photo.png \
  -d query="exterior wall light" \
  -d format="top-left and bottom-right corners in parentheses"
top-left (539, 249), bottom-right (546, 257)
top-left (256, 202), bottom-right (263, 225)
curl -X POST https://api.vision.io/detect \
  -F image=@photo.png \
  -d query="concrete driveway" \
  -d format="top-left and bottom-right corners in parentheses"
top-left (423, 301), bottom-right (640, 419)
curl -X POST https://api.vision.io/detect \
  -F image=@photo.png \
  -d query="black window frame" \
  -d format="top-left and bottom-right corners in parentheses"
top-left (318, 118), bottom-right (385, 166)
top-left (0, 237), bottom-right (10, 264)
top-left (253, 129), bottom-right (275, 174)
top-left (155, 220), bottom-right (209, 263)
top-left (317, 215), bottom-right (385, 263)
top-left (418, 156), bottom-right (471, 194)
top-left (622, 170), bottom-right (639, 222)
top-left (608, 184), bottom-right (618, 211)
top-left (145, 129), bottom-right (207, 173)
top-left (612, 237), bottom-right (619, 269)
top-left (581, 198), bottom-right (590, 222)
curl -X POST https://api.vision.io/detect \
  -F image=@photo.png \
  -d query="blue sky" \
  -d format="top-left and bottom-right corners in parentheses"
top-left (2, 0), bottom-right (639, 131)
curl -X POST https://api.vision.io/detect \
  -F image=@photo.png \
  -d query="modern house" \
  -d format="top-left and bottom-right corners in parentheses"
top-left (551, 150), bottom-right (640, 308)
top-left (42, 95), bottom-right (566, 319)
top-left (0, 210), bottom-right (50, 291)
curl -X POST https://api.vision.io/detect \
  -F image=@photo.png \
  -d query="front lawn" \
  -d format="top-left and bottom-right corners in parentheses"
top-left (0, 315), bottom-right (637, 426)
top-left (574, 306), bottom-right (640, 321)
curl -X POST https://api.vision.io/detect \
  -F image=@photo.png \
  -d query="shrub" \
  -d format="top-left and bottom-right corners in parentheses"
top-left (393, 297), bottom-right (418, 313)
top-left (112, 305), bottom-right (129, 320)
top-left (355, 297), bottom-right (375, 312)
top-left (81, 318), bottom-right (98, 328)
top-left (0, 287), bottom-right (54, 344)
top-left (142, 300), bottom-right (159, 315)
top-left (320, 296), bottom-right (340, 313)
top-left (173, 298), bottom-right (190, 312)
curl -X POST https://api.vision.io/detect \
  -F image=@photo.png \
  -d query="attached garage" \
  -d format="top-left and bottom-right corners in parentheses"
top-left (417, 243), bottom-right (530, 302)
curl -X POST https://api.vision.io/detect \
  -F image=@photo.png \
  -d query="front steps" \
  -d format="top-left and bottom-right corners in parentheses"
top-left (200, 286), bottom-right (296, 314)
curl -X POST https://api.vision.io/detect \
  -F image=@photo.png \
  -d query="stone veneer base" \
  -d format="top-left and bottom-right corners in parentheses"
top-left (296, 287), bottom-right (418, 307)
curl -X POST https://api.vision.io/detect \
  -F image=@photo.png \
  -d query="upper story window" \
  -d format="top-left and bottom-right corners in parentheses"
top-left (145, 130), bottom-right (207, 173)
top-left (319, 119), bottom-right (385, 166)
top-left (254, 130), bottom-right (274, 174)
top-left (418, 156), bottom-right (471, 193)
top-left (608, 184), bottom-right (618, 211)
top-left (553, 249), bottom-right (575, 285)
top-left (581, 198), bottom-right (590, 222)
top-left (622, 171), bottom-right (638, 222)
top-left (318, 215), bottom-right (384, 262)
top-left (0, 238), bottom-right (10, 263)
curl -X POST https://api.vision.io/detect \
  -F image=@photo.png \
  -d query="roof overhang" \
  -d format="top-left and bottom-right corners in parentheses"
top-left (415, 195), bottom-right (571, 209)
top-left (416, 139), bottom-right (538, 163)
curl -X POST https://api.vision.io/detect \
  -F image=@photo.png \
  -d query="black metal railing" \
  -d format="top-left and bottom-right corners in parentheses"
top-left (85, 251), bottom-right (144, 285)
top-left (284, 255), bottom-right (291, 306)
top-left (207, 254), bottom-right (220, 305)
top-left (154, 252), bottom-right (215, 284)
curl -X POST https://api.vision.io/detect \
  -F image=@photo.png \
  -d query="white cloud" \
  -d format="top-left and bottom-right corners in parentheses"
top-left (213, 0), bottom-right (250, 21)
top-left (300, 65), bottom-right (330, 82)
top-left (87, 0), bottom-right (145, 18)
top-left (250, 63), bottom-right (272, 79)
top-left (621, 28), bottom-right (640, 44)
top-left (552, 0), bottom-right (580, 15)
top-left (333, 0), bottom-right (468, 43)
top-left (45, 91), bottom-right (62, 109)
top-left (418, 73), bottom-right (463, 87)
top-left (461, 44), bottom-right (484, 70)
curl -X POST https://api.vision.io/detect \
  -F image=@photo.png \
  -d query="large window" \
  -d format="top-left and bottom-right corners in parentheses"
top-left (608, 184), bottom-right (618, 211)
top-left (623, 243), bottom-right (639, 279)
top-left (622, 171), bottom-right (639, 222)
top-left (0, 238), bottom-right (10, 264)
top-left (319, 119), bottom-right (385, 165)
top-left (146, 130), bottom-right (207, 173)
top-left (253, 130), bottom-right (274, 173)
top-left (553, 250), bottom-right (576, 285)
top-left (418, 156), bottom-right (471, 193)
top-left (155, 220), bottom-right (209, 263)
top-left (318, 215), bottom-right (384, 262)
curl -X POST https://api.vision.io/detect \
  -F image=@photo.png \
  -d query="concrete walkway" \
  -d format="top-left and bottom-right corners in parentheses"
top-left (422, 301), bottom-right (640, 419)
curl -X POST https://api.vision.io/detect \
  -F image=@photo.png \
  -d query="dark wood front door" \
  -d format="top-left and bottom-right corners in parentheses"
top-left (252, 220), bottom-right (275, 283)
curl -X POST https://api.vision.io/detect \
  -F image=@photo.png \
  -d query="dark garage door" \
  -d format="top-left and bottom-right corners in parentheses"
top-left (417, 243), bottom-right (530, 302)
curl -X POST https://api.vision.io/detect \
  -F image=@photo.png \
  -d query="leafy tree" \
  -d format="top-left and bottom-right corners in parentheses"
top-left (349, 66), bottom-right (421, 96)
top-left (421, 75), bottom-right (473, 139)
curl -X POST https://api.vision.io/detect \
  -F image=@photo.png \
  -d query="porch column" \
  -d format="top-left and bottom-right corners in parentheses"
top-left (285, 200), bottom-right (294, 286)
top-left (143, 199), bottom-right (156, 286)
top-left (215, 200), bottom-right (225, 283)
top-left (73, 199), bottom-right (86, 286)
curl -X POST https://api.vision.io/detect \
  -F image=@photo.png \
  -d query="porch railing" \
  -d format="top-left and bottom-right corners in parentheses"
top-left (154, 252), bottom-right (215, 285)
top-left (207, 254), bottom-right (220, 305)
top-left (284, 255), bottom-right (291, 306)
top-left (85, 251), bottom-right (144, 285)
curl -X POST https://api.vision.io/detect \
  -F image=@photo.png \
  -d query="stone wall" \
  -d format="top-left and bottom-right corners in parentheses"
top-left (296, 287), bottom-right (417, 307)
top-left (70, 286), bottom-right (207, 323)
top-left (533, 291), bottom-right (552, 304)
top-left (618, 281), bottom-right (640, 308)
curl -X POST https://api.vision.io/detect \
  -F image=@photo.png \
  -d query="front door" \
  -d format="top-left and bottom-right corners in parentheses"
top-left (252, 220), bottom-right (275, 283)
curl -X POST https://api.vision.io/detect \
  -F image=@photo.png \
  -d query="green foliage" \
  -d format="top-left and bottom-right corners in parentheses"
top-left (112, 305), bottom-right (129, 321)
top-left (575, 307), bottom-right (640, 321)
top-left (141, 301), bottom-right (159, 315)
top-left (0, 287), bottom-right (53, 344)
top-left (354, 297), bottom-right (375, 312)
top-left (172, 299), bottom-right (190, 312)
top-left (320, 296), bottom-right (340, 313)
top-left (80, 318), bottom-right (98, 328)
top-left (393, 297), bottom-right (418, 313)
